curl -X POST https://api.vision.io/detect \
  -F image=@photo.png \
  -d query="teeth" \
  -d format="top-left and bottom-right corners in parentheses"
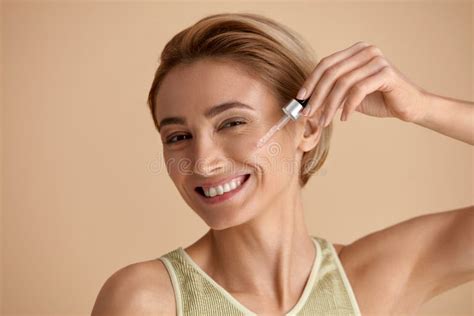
top-left (223, 183), bottom-right (231, 192)
top-left (202, 176), bottom-right (247, 198)
top-left (209, 187), bottom-right (216, 197)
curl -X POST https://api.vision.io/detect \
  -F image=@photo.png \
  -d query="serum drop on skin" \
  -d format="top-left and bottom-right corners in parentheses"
top-left (256, 98), bottom-right (309, 148)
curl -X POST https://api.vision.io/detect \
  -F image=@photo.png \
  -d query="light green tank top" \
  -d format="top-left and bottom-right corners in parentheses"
top-left (159, 235), bottom-right (361, 315)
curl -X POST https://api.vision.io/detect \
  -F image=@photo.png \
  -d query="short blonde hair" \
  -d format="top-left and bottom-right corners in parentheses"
top-left (147, 12), bottom-right (333, 186)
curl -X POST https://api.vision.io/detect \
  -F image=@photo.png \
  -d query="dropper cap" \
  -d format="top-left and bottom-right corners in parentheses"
top-left (282, 98), bottom-right (309, 120)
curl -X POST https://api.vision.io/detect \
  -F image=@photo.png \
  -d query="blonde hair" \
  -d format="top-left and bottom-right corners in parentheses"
top-left (147, 12), bottom-right (333, 186)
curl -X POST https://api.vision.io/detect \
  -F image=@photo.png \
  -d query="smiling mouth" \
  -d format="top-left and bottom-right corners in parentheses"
top-left (195, 174), bottom-right (251, 198)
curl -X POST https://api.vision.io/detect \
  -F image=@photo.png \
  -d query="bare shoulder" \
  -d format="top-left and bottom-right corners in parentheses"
top-left (91, 259), bottom-right (176, 316)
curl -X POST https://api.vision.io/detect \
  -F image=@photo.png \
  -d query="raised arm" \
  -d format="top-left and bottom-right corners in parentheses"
top-left (413, 92), bottom-right (474, 145)
top-left (342, 205), bottom-right (474, 313)
top-left (408, 205), bottom-right (474, 302)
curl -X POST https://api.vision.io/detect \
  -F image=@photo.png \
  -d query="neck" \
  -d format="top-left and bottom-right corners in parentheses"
top-left (185, 181), bottom-right (316, 312)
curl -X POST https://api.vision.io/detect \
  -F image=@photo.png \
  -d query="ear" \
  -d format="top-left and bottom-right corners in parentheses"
top-left (297, 108), bottom-right (324, 152)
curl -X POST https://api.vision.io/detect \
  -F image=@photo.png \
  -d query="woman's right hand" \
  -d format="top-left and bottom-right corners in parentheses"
top-left (298, 41), bottom-right (474, 145)
top-left (298, 41), bottom-right (428, 126)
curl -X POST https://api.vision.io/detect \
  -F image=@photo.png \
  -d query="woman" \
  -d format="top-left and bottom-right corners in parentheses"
top-left (92, 13), bottom-right (473, 315)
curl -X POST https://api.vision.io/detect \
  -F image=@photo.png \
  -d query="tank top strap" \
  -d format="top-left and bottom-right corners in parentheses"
top-left (159, 248), bottom-right (248, 315)
top-left (299, 236), bottom-right (361, 315)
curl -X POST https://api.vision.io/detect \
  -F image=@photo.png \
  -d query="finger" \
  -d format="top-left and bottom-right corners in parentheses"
top-left (300, 41), bottom-right (371, 115)
top-left (306, 44), bottom-right (383, 117)
top-left (341, 66), bottom-right (394, 122)
top-left (320, 55), bottom-right (389, 125)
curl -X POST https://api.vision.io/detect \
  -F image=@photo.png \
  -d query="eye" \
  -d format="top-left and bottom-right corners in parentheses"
top-left (219, 119), bottom-right (247, 130)
top-left (165, 133), bottom-right (192, 144)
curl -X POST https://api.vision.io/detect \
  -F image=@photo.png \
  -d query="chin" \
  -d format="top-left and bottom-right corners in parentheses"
top-left (193, 203), bottom-right (260, 231)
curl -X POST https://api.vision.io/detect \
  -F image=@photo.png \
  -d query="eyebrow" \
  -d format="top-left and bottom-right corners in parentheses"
top-left (157, 101), bottom-right (255, 132)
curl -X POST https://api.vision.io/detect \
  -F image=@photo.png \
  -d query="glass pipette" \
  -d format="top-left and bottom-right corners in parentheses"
top-left (256, 98), bottom-right (309, 148)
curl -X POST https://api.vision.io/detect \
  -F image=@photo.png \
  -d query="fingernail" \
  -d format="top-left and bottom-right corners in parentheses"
top-left (319, 115), bottom-right (325, 126)
top-left (296, 87), bottom-right (306, 100)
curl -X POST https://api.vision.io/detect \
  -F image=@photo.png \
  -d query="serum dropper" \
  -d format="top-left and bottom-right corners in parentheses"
top-left (256, 98), bottom-right (309, 148)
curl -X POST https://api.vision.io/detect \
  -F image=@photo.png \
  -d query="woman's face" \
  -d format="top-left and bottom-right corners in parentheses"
top-left (154, 58), bottom-right (304, 230)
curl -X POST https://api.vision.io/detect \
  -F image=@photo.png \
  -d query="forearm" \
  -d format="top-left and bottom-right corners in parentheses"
top-left (413, 92), bottom-right (474, 145)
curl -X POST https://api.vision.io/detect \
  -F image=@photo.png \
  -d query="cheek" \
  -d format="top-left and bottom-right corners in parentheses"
top-left (223, 122), bottom-right (271, 151)
top-left (163, 152), bottom-right (192, 182)
top-left (245, 131), bottom-right (298, 179)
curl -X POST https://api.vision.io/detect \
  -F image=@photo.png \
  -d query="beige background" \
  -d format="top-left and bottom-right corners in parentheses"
top-left (1, 0), bottom-right (473, 315)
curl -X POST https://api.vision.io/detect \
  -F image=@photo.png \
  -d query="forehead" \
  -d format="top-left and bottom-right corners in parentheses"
top-left (154, 59), bottom-right (272, 115)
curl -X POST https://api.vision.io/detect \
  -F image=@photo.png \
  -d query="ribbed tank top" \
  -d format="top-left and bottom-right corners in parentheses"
top-left (159, 235), bottom-right (361, 315)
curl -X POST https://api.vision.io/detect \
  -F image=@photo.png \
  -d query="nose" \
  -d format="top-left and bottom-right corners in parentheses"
top-left (192, 135), bottom-right (227, 177)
